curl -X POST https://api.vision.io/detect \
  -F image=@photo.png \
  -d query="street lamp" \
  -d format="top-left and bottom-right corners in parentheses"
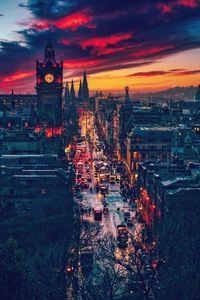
top-left (65, 265), bottom-right (74, 274)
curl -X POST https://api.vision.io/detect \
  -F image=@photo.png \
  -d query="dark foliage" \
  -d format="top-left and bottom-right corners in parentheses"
top-left (0, 186), bottom-right (74, 299)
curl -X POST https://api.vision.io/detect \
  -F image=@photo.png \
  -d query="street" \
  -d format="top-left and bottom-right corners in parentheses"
top-left (73, 110), bottom-right (142, 241)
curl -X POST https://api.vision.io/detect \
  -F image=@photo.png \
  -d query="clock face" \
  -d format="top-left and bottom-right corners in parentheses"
top-left (45, 73), bottom-right (54, 83)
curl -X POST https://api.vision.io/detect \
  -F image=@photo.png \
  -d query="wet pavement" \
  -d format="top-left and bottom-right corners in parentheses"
top-left (73, 110), bottom-right (142, 241)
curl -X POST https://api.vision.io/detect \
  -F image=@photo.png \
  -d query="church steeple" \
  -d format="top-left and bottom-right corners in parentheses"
top-left (82, 70), bottom-right (89, 100)
top-left (70, 79), bottom-right (75, 101)
top-left (64, 81), bottom-right (70, 102)
top-left (43, 39), bottom-right (56, 64)
top-left (78, 79), bottom-right (82, 98)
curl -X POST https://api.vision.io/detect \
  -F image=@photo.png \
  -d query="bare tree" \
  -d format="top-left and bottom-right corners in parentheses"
top-left (97, 234), bottom-right (161, 300)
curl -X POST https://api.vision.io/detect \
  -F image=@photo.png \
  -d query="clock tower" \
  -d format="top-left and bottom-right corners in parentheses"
top-left (36, 39), bottom-right (63, 128)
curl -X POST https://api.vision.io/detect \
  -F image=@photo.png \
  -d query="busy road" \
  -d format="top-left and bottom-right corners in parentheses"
top-left (72, 110), bottom-right (142, 244)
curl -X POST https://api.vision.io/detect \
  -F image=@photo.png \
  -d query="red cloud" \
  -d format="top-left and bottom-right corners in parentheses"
top-left (156, 0), bottom-right (198, 13)
top-left (134, 46), bottom-right (172, 58)
top-left (177, 0), bottom-right (198, 8)
top-left (157, 3), bottom-right (172, 13)
top-left (30, 10), bottom-right (92, 31)
top-left (53, 11), bottom-right (92, 30)
top-left (3, 71), bottom-right (34, 82)
top-left (59, 39), bottom-right (72, 46)
top-left (64, 59), bottom-right (101, 68)
top-left (96, 46), bottom-right (128, 55)
top-left (80, 33), bottom-right (132, 49)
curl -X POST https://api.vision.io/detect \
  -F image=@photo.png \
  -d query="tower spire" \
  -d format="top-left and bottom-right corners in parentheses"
top-left (70, 79), bottom-right (75, 101)
top-left (43, 38), bottom-right (56, 64)
top-left (78, 79), bottom-right (82, 98)
top-left (82, 70), bottom-right (89, 100)
top-left (64, 81), bottom-right (70, 102)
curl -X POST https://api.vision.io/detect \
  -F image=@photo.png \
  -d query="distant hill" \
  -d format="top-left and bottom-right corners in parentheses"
top-left (131, 86), bottom-right (198, 102)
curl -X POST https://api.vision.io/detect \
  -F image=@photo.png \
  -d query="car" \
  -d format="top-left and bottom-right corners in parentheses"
top-left (94, 209), bottom-right (103, 221)
top-left (100, 178), bottom-right (107, 184)
top-left (124, 211), bottom-right (131, 221)
top-left (87, 177), bottom-right (92, 182)
top-left (126, 219), bottom-right (134, 227)
top-left (76, 193), bottom-right (83, 199)
top-left (99, 185), bottom-right (108, 195)
top-left (117, 224), bottom-right (128, 248)
top-left (83, 182), bottom-right (89, 189)
top-left (109, 179), bottom-right (116, 185)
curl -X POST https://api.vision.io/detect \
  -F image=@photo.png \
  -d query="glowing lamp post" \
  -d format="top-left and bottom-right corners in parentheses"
top-left (65, 265), bottom-right (74, 274)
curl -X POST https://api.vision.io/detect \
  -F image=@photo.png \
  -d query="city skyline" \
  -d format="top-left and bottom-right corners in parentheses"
top-left (0, 0), bottom-right (200, 93)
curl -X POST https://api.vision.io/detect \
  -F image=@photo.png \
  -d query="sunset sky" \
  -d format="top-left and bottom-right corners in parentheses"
top-left (0, 0), bottom-right (200, 94)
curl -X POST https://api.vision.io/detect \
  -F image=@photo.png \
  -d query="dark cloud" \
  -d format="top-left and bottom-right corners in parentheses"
top-left (0, 0), bottom-right (200, 91)
top-left (127, 69), bottom-right (200, 77)
top-left (174, 69), bottom-right (200, 75)
top-left (127, 71), bottom-right (169, 77)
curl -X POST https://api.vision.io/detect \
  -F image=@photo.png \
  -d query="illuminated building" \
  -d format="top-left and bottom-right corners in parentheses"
top-left (126, 126), bottom-right (174, 183)
top-left (36, 39), bottom-right (63, 128)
